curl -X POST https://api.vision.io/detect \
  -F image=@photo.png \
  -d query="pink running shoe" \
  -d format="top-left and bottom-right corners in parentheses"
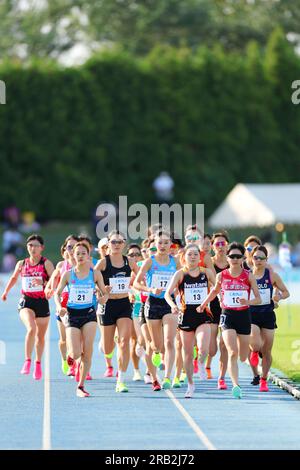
top-left (217, 379), bottom-right (227, 390)
top-left (21, 359), bottom-right (31, 375)
top-left (67, 363), bottom-right (76, 377)
top-left (259, 378), bottom-right (269, 392)
top-left (193, 359), bottom-right (199, 374)
top-left (250, 351), bottom-right (259, 367)
top-left (33, 361), bottom-right (42, 380)
top-left (104, 366), bottom-right (114, 378)
top-left (75, 361), bottom-right (81, 382)
top-left (76, 386), bottom-right (90, 398)
top-left (86, 373), bottom-right (92, 381)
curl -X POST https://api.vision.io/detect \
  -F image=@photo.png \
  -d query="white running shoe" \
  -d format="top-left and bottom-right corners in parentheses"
top-left (133, 370), bottom-right (142, 381)
top-left (199, 362), bottom-right (206, 381)
top-left (135, 344), bottom-right (145, 358)
top-left (185, 383), bottom-right (195, 399)
top-left (144, 373), bottom-right (152, 384)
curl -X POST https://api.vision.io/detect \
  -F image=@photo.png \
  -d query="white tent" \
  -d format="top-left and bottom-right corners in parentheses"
top-left (208, 183), bottom-right (300, 228)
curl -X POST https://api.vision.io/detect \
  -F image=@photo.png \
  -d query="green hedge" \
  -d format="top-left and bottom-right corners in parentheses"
top-left (0, 28), bottom-right (300, 221)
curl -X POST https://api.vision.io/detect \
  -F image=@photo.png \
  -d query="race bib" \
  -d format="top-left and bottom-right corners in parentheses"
top-left (223, 290), bottom-right (248, 308)
top-left (184, 286), bottom-right (208, 305)
top-left (109, 277), bottom-right (131, 294)
top-left (250, 288), bottom-right (271, 306)
top-left (151, 272), bottom-right (173, 290)
top-left (22, 276), bottom-right (43, 293)
top-left (69, 286), bottom-right (93, 305)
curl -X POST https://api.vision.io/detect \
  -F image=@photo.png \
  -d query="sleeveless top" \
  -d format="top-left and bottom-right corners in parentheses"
top-left (21, 257), bottom-right (49, 299)
top-left (146, 255), bottom-right (177, 299)
top-left (250, 268), bottom-right (274, 313)
top-left (210, 261), bottom-right (229, 313)
top-left (220, 269), bottom-right (251, 311)
top-left (67, 268), bottom-right (96, 309)
top-left (102, 255), bottom-right (132, 295)
top-left (178, 268), bottom-right (209, 313)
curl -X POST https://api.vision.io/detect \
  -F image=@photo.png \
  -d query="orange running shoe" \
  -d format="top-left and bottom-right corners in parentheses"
top-left (206, 368), bottom-right (213, 379)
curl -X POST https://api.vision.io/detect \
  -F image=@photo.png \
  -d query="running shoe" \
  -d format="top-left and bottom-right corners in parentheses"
top-left (185, 384), bottom-right (195, 399)
top-left (152, 380), bottom-right (161, 391)
top-left (232, 385), bottom-right (242, 399)
top-left (116, 382), bottom-right (128, 393)
top-left (135, 344), bottom-right (145, 358)
top-left (152, 351), bottom-right (162, 368)
top-left (206, 367), bottom-right (213, 379)
top-left (62, 359), bottom-right (69, 375)
top-left (193, 346), bottom-right (198, 360)
top-left (67, 363), bottom-right (76, 377)
top-left (251, 375), bottom-right (260, 386)
top-left (20, 359), bottom-right (31, 375)
top-left (172, 377), bottom-right (181, 388)
top-left (104, 366), bottom-right (114, 378)
top-left (132, 370), bottom-right (142, 381)
top-left (199, 363), bottom-right (206, 381)
top-left (162, 378), bottom-right (171, 390)
top-left (144, 373), bottom-right (152, 384)
top-left (259, 378), bottom-right (269, 392)
top-left (217, 379), bottom-right (228, 390)
top-left (250, 351), bottom-right (259, 367)
top-left (33, 361), bottom-right (42, 380)
top-left (76, 386), bottom-right (90, 398)
top-left (179, 371), bottom-right (187, 383)
top-left (193, 359), bottom-right (199, 374)
top-left (86, 372), bottom-right (92, 380)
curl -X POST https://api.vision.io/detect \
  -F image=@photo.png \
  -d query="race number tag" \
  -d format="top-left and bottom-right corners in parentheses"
top-left (151, 272), bottom-right (173, 290)
top-left (69, 287), bottom-right (93, 305)
top-left (223, 290), bottom-right (248, 308)
top-left (109, 277), bottom-right (131, 294)
top-left (22, 276), bottom-right (43, 293)
top-left (184, 286), bottom-right (208, 305)
top-left (250, 288), bottom-right (271, 306)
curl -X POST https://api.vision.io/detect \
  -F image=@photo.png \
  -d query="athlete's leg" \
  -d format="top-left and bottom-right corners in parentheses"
top-left (180, 330), bottom-right (194, 384)
top-left (219, 332), bottom-right (228, 379)
top-left (35, 317), bottom-right (50, 362)
top-left (222, 329), bottom-right (239, 387)
top-left (66, 327), bottom-right (82, 361)
top-left (162, 314), bottom-right (178, 380)
top-left (141, 323), bottom-right (158, 382)
top-left (260, 329), bottom-right (275, 379)
top-left (57, 320), bottom-right (67, 360)
top-left (206, 324), bottom-right (218, 368)
top-left (79, 321), bottom-right (97, 386)
top-left (175, 330), bottom-right (183, 379)
top-left (146, 319), bottom-right (164, 354)
top-left (19, 308), bottom-right (36, 360)
top-left (116, 317), bottom-right (132, 374)
top-left (237, 334), bottom-right (251, 363)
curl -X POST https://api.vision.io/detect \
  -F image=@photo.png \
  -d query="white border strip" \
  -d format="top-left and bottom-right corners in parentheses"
top-left (163, 386), bottom-right (216, 450)
top-left (42, 323), bottom-right (51, 450)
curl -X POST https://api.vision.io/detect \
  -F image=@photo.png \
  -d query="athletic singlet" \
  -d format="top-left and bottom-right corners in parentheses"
top-left (21, 257), bottom-right (49, 299)
top-left (178, 269), bottom-right (209, 313)
top-left (210, 261), bottom-right (229, 310)
top-left (220, 269), bottom-right (251, 311)
top-left (67, 268), bottom-right (96, 309)
top-left (147, 255), bottom-right (177, 299)
top-left (250, 268), bottom-right (274, 313)
top-left (60, 260), bottom-right (72, 306)
top-left (102, 255), bottom-right (132, 295)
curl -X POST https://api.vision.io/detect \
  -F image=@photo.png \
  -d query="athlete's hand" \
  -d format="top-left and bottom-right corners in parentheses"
top-left (32, 278), bottom-right (43, 286)
top-left (273, 301), bottom-right (279, 309)
top-left (196, 303), bottom-right (206, 313)
top-left (273, 294), bottom-right (281, 303)
top-left (151, 288), bottom-right (163, 295)
top-left (1, 292), bottom-right (7, 301)
top-left (239, 298), bottom-right (248, 306)
top-left (171, 305), bottom-right (179, 315)
top-left (99, 294), bottom-right (109, 305)
top-left (105, 286), bottom-right (112, 294)
top-left (129, 293), bottom-right (135, 304)
top-left (45, 287), bottom-right (54, 300)
top-left (59, 307), bottom-right (67, 317)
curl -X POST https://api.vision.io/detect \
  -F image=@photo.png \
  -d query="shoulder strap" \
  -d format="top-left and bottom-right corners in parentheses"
top-left (105, 255), bottom-right (111, 270)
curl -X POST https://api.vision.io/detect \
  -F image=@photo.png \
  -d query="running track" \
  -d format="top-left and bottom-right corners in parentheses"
top-left (0, 277), bottom-right (299, 450)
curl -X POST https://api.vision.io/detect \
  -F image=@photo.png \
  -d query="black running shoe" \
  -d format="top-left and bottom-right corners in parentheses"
top-left (251, 375), bottom-right (260, 386)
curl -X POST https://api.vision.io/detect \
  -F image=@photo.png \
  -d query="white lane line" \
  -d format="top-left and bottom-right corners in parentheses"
top-left (164, 388), bottom-right (216, 450)
top-left (42, 323), bottom-right (51, 450)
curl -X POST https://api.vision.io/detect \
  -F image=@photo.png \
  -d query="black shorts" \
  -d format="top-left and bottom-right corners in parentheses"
top-left (210, 297), bottom-right (222, 325)
top-left (18, 295), bottom-right (50, 318)
top-left (97, 297), bottom-right (132, 326)
top-left (178, 309), bottom-right (212, 332)
top-left (144, 296), bottom-right (172, 321)
top-left (64, 306), bottom-right (97, 329)
top-left (220, 308), bottom-right (251, 335)
top-left (138, 303), bottom-right (147, 327)
top-left (251, 310), bottom-right (277, 330)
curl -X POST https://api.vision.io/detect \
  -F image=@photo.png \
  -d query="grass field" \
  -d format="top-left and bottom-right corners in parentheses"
top-left (272, 304), bottom-right (300, 383)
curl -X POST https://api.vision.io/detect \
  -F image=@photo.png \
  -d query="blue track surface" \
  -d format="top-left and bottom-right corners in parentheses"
top-left (0, 281), bottom-right (299, 450)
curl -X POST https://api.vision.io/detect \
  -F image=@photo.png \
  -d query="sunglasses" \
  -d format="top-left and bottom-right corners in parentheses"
top-left (128, 252), bottom-right (141, 258)
top-left (246, 246), bottom-right (254, 252)
top-left (66, 245), bottom-right (75, 251)
top-left (110, 240), bottom-right (124, 245)
top-left (227, 254), bottom-right (244, 260)
top-left (186, 235), bottom-right (201, 241)
top-left (253, 256), bottom-right (267, 261)
top-left (27, 243), bottom-right (42, 248)
top-left (215, 241), bottom-right (226, 247)
top-left (149, 247), bottom-right (157, 252)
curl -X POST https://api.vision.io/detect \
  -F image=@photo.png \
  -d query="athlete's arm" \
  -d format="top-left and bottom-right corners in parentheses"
top-left (94, 270), bottom-right (110, 304)
top-left (197, 272), bottom-right (222, 312)
top-left (165, 270), bottom-right (183, 314)
top-left (44, 262), bottom-right (62, 299)
top-left (240, 273), bottom-right (261, 306)
top-left (129, 259), bottom-right (139, 276)
top-left (271, 272), bottom-right (290, 302)
top-left (133, 258), bottom-right (162, 295)
top-left (94, 258), bottom-right (106, 272)
top-left (1, 260), bottom-right (23, 301)
top-left (205, 268), bottom-right (216, 288)
top-left (204, 254), bottom-right (216, 276)
top-left (54, 271), bottom-right (70, 316)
